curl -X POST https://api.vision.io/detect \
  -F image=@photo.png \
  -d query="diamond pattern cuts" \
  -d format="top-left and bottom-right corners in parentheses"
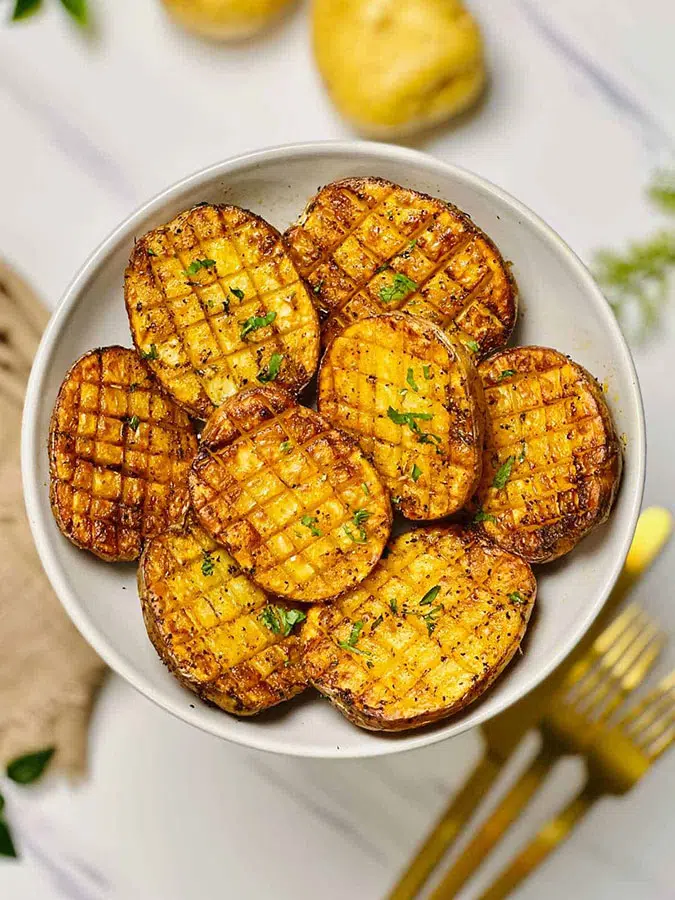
top-left (125, 204), bottom-right (320, 418)
top-left (139, 518), bottom-right (307, 714)
top-left (189, 386), bottom-right (392, 602)
top-left (318, 313), bottom-right (484, 520)
top-left (302, 527), bottom-right (536, 731)
top-left (474, 347), bottom-right (622, 563)
top-left (284, 177), bottom-right (516, 356)
top-left (49, 347), bottom-right (198, 561)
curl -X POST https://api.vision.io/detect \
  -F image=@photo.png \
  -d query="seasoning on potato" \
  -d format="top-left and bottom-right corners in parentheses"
top-left (312, 0), bottom-right (486, 138)
top-left (139, 516), bottom-right (308, 714)
top-left (303, 526), bottom-right (536, 731)
top-left (318, 313), bottom-right (485, 519)
top-left (160, 0), bottom-right (296, 40)
top-left (189, 384), bottom-right (393, 602)
top-left (473, 347), bottom-right (623, 563)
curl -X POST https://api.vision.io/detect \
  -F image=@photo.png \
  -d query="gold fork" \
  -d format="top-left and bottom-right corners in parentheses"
top-left (388, 507), bottom-right (672, 900)
top-left (428, 603), bottom-right (665, 899)
top-left (478, 670), bottom-right (675, 899)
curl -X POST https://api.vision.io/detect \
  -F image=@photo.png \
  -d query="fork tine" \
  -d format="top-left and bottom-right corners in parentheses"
top-left (620, 671), bottom-right (675, 760)
top-left (589, 627), bottom-right (666, 720)
top-left (619, 671), bottom-right (675, 731)
top-left (562, 604), bottom-right (642, 691)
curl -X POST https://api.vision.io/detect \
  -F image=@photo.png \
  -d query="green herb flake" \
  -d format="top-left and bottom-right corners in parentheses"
top-left (465, 339), bottom-right (480, 353)
top-left (201, 549), bottom-right (216, 577)
top-left (6, 747), bottom-right (55, 785)
top-left (411, 463), bottom-right (422, 482)
top-left (140, 344), bottom-right (159, 361)
top-left (406, 367), bottom-right (420, 392)
top-left (423, 365), bottom-right (432, 380)
top-left (280, 440), bottom-right (292, 454)
top-left (379, 273), bottom-right (418, 304)
top-left (473, 508), bottom-right (497, 525)
top-left (146, 248), bottom-right (157, 257)
top-left (419, 585), bottom-right (441, 606)
top-left (301, 515), bottom-right (322, 537)
top-left (509, 591), bottom-right (526, 606)
top-left (361, 482), bottom-right (370, 496)
top-left (371, 614), bottom-right (384, 631)
top-left (12, 0), bottom-right (42, 22)
top-left (498, 369), bottom-right (517, 381)
top-left (240, 310), bottom-right (276, 340)
top-left (518, 443), bottom-right (527, 463)
top-left (222, 298), bottom-right (230, 314)
top-left (230, 286), bottom-right (245, 301)
top-left (260, 605), bottom-right (307, 636)
top-left (648, 170), bottom-right (675, 214)
top-left (129, 382), bottom-right (139, 393)
top-left (185, 258), bottom-right (217, 277)
top-left (313, 280), bottom-right (324, 294)
top-left (423, 607), bottom-right (443, 636)
top-left (374, 263), bottom-right (391, 275)
top-left (257, 352), bottom-right (283, 383)
top-left (337, 620), bottom-right (372, 656)
top-left (492, 456), bottom-right (515, 490)
top-left (389, 597), bottom-right (398, 614)
top-left (59, 0), bottom-right (88, 25)
top-left (127, 414), bottom-right (140, 432)
top-left (0, 819), bottom-right (17, 859)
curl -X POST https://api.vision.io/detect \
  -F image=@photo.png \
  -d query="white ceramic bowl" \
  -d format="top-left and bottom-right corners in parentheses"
top-left (22, 142), bottom-right (645, 758)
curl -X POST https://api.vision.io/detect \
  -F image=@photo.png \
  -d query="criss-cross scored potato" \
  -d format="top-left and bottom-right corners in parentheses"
top-left (189, 384), bottom-right (392, 602)
top-left (318, 313), bottom-right (485, 519)
top-left (49, 347), bottom-right (198, 561)
top-left (473, 347), bottom-right (622, 563)
top-left (139, 517), bottom-right (308, 715)
top-left (303, 526), bottom-right (536, 731)
top-left (125, 203), bottom-right (320, 418)
top-left (284, 177), bottom-right (516, 356)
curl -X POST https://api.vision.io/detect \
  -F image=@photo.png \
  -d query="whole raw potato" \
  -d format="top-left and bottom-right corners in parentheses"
top-left (312, 0), bottom-right (486, 137)
top-left (161, 0), bottom-right (296, 39)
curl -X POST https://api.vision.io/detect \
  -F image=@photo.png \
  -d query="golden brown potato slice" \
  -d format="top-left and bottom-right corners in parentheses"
top-left (284, 177), bottom-right (516, 356)
top-left (139, 517), bottom-right (308, 715)
top-left (125, 203), bottom-right (320, 418)
top-left (189, 384), bottom-right (392, 602)
top-left (303, 526), bottom-right (536, 732)
top-left (318, 313), bottom-right (485, 519)
top-left (473, 347), bottom-right (622, 563)
top-left (49, 346), bottom-right (198, 561)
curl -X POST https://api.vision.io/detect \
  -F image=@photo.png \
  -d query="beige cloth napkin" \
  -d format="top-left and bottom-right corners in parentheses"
top-left (0, 259), bottom-right (105, 775)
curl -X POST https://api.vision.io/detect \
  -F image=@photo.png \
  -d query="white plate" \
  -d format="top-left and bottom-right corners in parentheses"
top-left (22, 142), bottom-right (645, 758)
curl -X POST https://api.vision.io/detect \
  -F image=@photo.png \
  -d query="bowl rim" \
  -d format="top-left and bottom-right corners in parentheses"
top-left (21, 140), bottom-right (646, 758)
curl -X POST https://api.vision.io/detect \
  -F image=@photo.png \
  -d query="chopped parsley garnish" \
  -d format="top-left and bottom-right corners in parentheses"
top-left (185, 258), bottom-right (216, 277)
top-left (222, 298), bottom-right (230, 314)
top-left (406, 368), bottom-right (420, 392)
top-left (411, 463), bottom-right (422, 482)
top-left (420, 585), bottom-right (441, 606)
top-left (127, 414), bottom-right (140, 432)
top-left (379, 273), bottom-right (418, 304)
top-left (387, 407), bottom-right (433, 430)
top-left (280, 440), bottom-right (292, 454)
top-left (374, 262), bottom-right (391, 275)
top-left (509, 592), bottom-right (526, 606)
top-left (140, 344), bottom-right (159, 360)
top-left (492, 456), bottom-right (515, 490)
top-left (344, 509), bottom-right (370, 544)
top-left (362, 482), bottom-right (370, 496)
top-left (498, 369), bottom-right (517, 381)
top-left (301, 515), bottom-right (322, 537)
top-left (353, 509), bottom-right (371, 527)
top-left (371, 614), bottom-right (384, 631)
top-left (260, 605), bottom-right (307, 636)
top-left (257, 352), bottom-right (283, 383)
top-left (240, 310), bottom-right (276, 339)
top-left (338, 620), bottom-right (371, 656)
top-left (518, 443), bottom-right (527, 463)
top-left (422, 606), bottom-right (443, 636)
top-left (201, 549), bottom-right (216, 577)
top-left (465, 339), bottom-right (480, 353)
top-left (313, 280), bottom-right (324, 294)
top-left (6, 747), bottom-right (55, 785)
top-left (423, 365), bottom-right (432, 380)
top-left (129, 382), bottom-right (139, 393)
top-left (473, 508), bottom-right (497, 525)
top-left (230, 286), bottom-right (245, 301)
top-left (146, 248), bottom-right (157, 257)
top-left (389, 597), bottom-right (398, 614)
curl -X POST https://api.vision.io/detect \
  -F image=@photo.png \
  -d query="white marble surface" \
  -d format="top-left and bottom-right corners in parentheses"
top-left (2, 0), bottom-right (675, 897)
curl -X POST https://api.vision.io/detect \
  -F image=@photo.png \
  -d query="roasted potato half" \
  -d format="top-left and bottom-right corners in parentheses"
top-left (139, 517), bottom-right (308, 715)
top-left (284, 177), bottom-right (516, 356)
top-left (473, 347), bottom-right (622, 563)
top-left (125, 203), bottom-right (320, 419)
top-left (49, 346), bottom-right (198, 561)
top-left (318, 313), bottom-right (485, 519)
top-left (303, 526), bottom-right (536, 732)
top-left (189, 384), bottom-right (392, 602)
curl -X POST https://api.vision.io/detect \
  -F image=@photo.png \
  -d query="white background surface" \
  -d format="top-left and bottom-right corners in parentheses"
top-left (1, 0), bottom-right (674, 897)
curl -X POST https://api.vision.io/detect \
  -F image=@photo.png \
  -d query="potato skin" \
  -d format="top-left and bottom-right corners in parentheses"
top-left (161, 0), bottom-right (296, 40)
top-left (189, 384), bottom-right (393, 602)
top-left (125, 203), bottom-right (320, 419)
top-left (473, 347), bottom-right (622, 563)
top-left (49, 346), bottom-right (197, 562)
top-left (303, 526), bottom-right (536, 732)
top-left (312, 0), bottom-right (485, 138)
top-left (284, 176), bottom-right (517, 358)
top-left (318, 313), bottom-right (485, 519)
top-left (138, 517), bottom-right (308, 715)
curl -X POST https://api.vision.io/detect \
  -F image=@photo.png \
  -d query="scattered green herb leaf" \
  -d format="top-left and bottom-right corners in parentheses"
top-left (7, 747), bottom-right (55, 785)
top-left (423, 365), bottom-right (432, 380)
top-left (498, 369), bottom-right (516, 381)
top-left (257, 352), bottom-right (283, 383)
top-left (260, 605), bottom-right (307, 636)
top-left (129, 383), bottom-right (139, 393)
top-left (379, 273), bottom-right (418, 304)
top-left (313, 280), bottom-right (324, 294)
top-left (230, 286), bottom-right (245, 301)
top-left (280, 440), bottom-right (292, 454)
top-left (201, 550), bottom-right (216, 577)
top-left (362, 482), bottom-right (370, 496)
top-left (420, 585), bottom-right (441, 606)
top-left (240, 311), bottom-right (276, 340)
top-left (338, 620), bottom-right (371, 656)
top-left (185, 258), bottom-right (216, 277)
top-left (301, 515), bottom-right (322, 537)
top-left (493, 456), bottom-right (515, 490)
top-left (0, 819), bottom-right (17, 859)
top-left (509, 591), bottom-right (526, 605)
top-left (389, 597), bottom-right (398, 614)
top-left (140, 344), bottom-right (159, 361)
top-left (371, 614), bottom-right (384, 631)
top-left (127, 415), bottom-right (140, 432)
top-left (59, 0), bottom-right (88, 25)
top-left (12, 0), bottom-right (42, 21)
top-left (146, 248), bottom-right (157, 257)
top-left (406, 368), bottom-right (420, 392)
top-left (518, 443), bottom-right (527, 463)
top-left (473, 508), bottom-right (497, 525)
top-left (411, 463), bottom-right (422, 482)
top-left (465, 339), bottom-right (480, 353)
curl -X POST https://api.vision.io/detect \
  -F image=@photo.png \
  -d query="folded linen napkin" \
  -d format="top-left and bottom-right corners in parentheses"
top-left (0, 258), bottom-right (105, 775)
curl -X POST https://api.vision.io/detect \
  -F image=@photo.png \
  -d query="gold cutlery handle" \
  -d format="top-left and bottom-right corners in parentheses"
top-left (387, 753), bottom-right (502, 900)
top-left (478, 782), bottom-right (602, 900)
top-left (429, 743), bottom-right (559, 899)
